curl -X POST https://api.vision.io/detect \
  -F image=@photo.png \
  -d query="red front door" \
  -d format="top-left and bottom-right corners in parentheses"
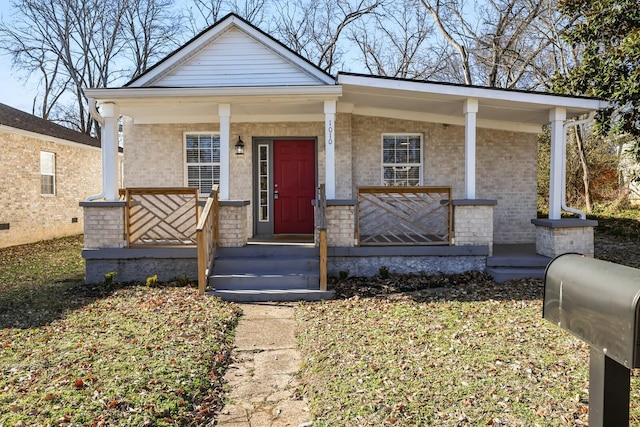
top-left (273, 140), bottom-right (315, 234)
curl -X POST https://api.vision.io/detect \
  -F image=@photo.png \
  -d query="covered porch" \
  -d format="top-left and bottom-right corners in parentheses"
top-left (81, 80), bottom-right (607, 299)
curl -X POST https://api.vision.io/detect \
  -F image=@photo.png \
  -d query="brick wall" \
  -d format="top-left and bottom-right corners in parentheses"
top-left (83, 205), bottom-right (125, 249)
top-left (351, 115), bottom-right (537, 244)
top-left (0, 129), bottom-right (102, 248)
top-left (123, 114), bottom-right (537, 245)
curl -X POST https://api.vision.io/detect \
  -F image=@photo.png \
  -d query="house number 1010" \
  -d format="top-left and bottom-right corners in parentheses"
top-left (328, 120), bottom-right (333, 144)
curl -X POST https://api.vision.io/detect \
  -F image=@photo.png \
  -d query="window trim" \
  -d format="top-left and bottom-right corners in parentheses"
top-left (381, 133), bottom-right (423, 186)
top-left (183, 131), bottom-right (221, 196)
top-left (40, 151), bottom-right (56, 195)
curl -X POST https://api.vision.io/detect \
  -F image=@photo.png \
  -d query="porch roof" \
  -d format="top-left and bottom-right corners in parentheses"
top-left (85, 75), bottom-right (608, 132)
top-left (84, 85), bottom-right (342, 124)
top-left (337, 73), bottom-right (610, 133)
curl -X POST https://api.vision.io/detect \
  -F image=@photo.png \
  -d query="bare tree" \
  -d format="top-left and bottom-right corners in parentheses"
top-left (347, 1), bottom-right (448, 79)
top-left (270, 0), bottom-right (384, 74)
top-left (418, 0), bottom-right (571, 90)
top-left (0, 0), bottom-right (182, 134)
top-left (184, 0), bottom-right (268, 35)
top-left (420, 0), bottom-right (473, 84)
top-left (122, 0), bottom-right (183, 79)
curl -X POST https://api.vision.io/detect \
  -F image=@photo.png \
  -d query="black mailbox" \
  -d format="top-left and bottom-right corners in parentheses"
top-left (544, 254), bottom-right (640, 426)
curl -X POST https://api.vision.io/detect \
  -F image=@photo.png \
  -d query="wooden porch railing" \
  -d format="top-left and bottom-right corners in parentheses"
top-left (196, 185), bottom-right (220, 295)
top-left (122, 188), bottom-right (200, 246)
top-left (315, 184), bottom-right (327, 291)
top-left (357, 186), bottom-right (452, 246)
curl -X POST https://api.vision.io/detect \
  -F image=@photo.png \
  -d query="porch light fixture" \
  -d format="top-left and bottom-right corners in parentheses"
top-left (235, 136), bottom-right (245, 155)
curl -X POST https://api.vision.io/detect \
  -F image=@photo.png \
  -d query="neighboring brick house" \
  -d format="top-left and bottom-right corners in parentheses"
top-left (81, 13), bottom-right (608, 295)
top-left (0, 103), bottom-right (107, 248)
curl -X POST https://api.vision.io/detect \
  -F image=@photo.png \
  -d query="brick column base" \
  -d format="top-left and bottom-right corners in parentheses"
top-left (80, 202), bottom-right (126, 249)
top-left (531, 218), bottom-right (598, 258)
top-left (325, 202), bottom-right (355, 247)
top-left (218, 201), bottom-right (249, 247)
top-left (453, 200), bottom-right (496, 256)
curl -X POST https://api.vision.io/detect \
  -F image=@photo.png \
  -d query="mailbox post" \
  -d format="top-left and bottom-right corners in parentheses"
top-left (544, 254), bottom-right (640, 426)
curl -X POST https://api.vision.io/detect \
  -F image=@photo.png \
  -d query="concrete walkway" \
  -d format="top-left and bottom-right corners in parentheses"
top-left (216, 302), bottom-right (313, 427)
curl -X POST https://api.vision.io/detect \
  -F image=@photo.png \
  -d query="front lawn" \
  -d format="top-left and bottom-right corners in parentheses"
top-left (298, 217), bottom-right (640, 427)
top-left (0, 236), bottom-right (240, 426)
top-left (297, 278), bottom-right (599, 426)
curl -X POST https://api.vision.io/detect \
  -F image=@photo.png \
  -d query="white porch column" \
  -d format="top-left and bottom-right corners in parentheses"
top-left (324, 100), bottom-right (337, 199)
top-left (463, 99), bottom-right (478, 199)
top-left (219, 103), bottom-right (231, 200)
top-left (101, 103), bottom-right (120, 202)
top-left (549, 107), bottom-right (566, 220)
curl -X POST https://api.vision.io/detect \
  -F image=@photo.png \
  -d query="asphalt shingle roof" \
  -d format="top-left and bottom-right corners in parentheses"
top-left (0, 103), bottom-right (100, 148)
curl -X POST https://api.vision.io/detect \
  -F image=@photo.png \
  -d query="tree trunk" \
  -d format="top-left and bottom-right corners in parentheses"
top-left (574, 125), bottom-right (592, 213)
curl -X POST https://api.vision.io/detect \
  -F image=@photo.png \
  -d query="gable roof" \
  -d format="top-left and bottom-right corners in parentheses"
top-left (126, 13), bottom-right (335, 88)
top-left (0, 103), bottom-right (100, 148)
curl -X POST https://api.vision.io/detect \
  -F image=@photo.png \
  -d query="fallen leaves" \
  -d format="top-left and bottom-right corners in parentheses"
top-left (0, 285), bottom-right (240, 425)
top-left (296, 273), bottom-right (639, 426)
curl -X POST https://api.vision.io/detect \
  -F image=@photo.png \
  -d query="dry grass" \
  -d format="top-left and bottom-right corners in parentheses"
top-left (0, 235), bottom-right (240, 426)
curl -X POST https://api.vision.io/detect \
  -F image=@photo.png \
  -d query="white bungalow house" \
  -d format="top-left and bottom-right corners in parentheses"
top-left (81, 13), bottom-right (607, 300)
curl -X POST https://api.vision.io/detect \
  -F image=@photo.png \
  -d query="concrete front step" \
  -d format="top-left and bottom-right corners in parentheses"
top-left (486, 266), bottom-right (546, 283)
top-left (213, 257), bottom-right (319, 275)
top-left (216, 245), bottom-right (318, 258)
top-left (210, 289), bottom-right (335, 302)
top-left (211, 272), bottom-right (320, 290)
top-left (210, 244), bottom-right (324, 296)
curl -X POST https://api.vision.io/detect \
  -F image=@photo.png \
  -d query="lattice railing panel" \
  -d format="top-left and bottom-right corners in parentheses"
top-left (125, 188), bottom-right (199, 246)
top-left (357, 186), bottom-right (452, 246)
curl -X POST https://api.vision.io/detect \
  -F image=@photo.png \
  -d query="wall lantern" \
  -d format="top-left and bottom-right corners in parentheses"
top-left (235, 136), bottom-right (245, 155)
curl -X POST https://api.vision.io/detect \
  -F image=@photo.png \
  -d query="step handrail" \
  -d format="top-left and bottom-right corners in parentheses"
top-left (196, 185), bottom-right (220, 295)
top-left (316, 184), bottom-right (327, 291)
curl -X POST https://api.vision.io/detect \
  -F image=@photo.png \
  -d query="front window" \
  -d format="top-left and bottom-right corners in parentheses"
top-left (382, 134), bottom-right (422, 186)
top-left (184, 133), bottom-right (220, 195)
top-left (40, 151), bottom-right (55, 195)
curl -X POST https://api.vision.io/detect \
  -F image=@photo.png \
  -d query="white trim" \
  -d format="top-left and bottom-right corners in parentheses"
top-left (85, 86), bottom-right (342, 102)
top-left (126, 16), bottom-right (335, 87)
top-left (381, 133), bottom-right (423, 186)
top-left (183, 131), bottom-right (221, 196)
top-left (131, 113), bottom-right (326, 125)
top-left (0, 124), bottom-right (101, 152)
top-left (338, 74), bottom-right (609, 111)
top-left (351, 106), bottom-right (543, 134)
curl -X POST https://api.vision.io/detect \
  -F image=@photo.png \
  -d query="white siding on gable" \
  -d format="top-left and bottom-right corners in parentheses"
top-left (151, 28), bottom-right (324, 87)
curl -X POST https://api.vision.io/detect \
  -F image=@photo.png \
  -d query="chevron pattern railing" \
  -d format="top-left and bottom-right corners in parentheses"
top-left (357, 186), bottom-right (452, 246)
top-left (123, 188), bottom-right (200, 247)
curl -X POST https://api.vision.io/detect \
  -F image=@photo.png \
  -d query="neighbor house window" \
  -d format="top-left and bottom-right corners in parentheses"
top-left (185, 133), bottom-right (220, 194)
top-left (382, 134), bottom-right (422, 186)
top-left (40, 151), bottom-right (56, 195)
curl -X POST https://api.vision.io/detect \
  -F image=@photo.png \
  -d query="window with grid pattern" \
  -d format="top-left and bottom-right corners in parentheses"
top-left (382, 134), bottom-right (422, 186)
top-left (185, 133), bottom-right (220, 195)
top-left (40, 151), bottom-right (55, 195)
